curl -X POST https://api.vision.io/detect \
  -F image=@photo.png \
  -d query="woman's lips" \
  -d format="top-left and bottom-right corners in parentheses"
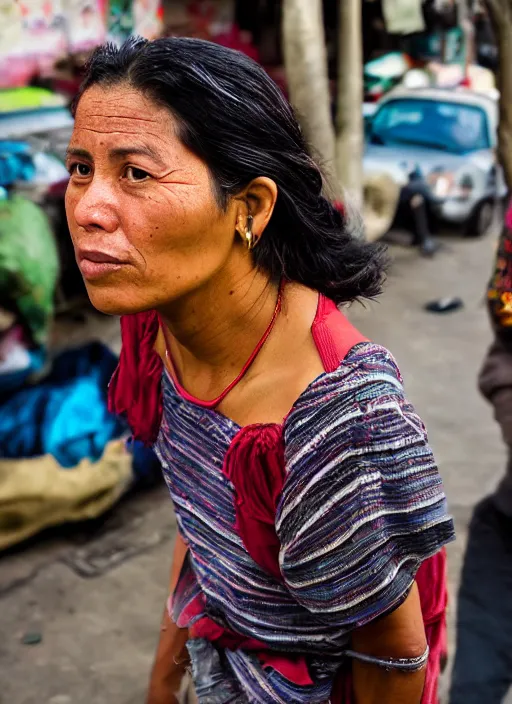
top-left (77, 249), bottom-right (128, 280)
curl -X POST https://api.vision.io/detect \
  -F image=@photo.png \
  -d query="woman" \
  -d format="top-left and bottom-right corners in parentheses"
top-left (65, 37), bottom-right (454, 704)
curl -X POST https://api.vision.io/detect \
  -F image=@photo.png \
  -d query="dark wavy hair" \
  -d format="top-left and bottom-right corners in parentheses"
top-left (73, 36), bottom-right (387, 304)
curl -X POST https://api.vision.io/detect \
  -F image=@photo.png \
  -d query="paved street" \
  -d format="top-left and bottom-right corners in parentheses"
top-left (0, 230), bottom-right (509, 703)
top-left (349, 233), bottom-right (510, 703)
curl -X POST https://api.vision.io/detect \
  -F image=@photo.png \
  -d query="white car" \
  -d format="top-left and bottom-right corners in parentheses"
top-left (364, 87), bottom-right (507, 237)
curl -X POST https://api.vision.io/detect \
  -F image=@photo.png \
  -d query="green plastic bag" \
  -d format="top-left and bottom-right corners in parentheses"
top-left (0, 194), bottom-right (59, 346)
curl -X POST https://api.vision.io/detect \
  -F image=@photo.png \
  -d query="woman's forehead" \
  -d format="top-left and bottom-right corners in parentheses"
top-left (70, 85), bottom-right (206, 175)
top-left (74, 84), bottom-right (173, 137)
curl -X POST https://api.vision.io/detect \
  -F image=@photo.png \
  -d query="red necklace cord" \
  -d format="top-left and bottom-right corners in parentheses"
top-left (162, 283), bottom-right (283, 410)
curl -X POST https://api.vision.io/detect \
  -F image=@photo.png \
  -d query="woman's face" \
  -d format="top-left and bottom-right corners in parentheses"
top-left (65, 84), bottom-right (243, 315)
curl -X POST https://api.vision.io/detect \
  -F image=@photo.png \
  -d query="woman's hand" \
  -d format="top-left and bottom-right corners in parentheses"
top-left (351, 583), bottom-right (427, 704)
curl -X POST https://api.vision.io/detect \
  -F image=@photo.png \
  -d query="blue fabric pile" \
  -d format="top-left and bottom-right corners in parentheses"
top-left (0, 342), bottom-right (125, 468)
top-left (0, 341), bottom-right (162, 485)
top-left (0, 141), bottom-right (35, 187)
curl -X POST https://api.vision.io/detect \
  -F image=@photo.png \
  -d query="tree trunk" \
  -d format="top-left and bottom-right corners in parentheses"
top-left (282, 0), bottom-right (339, 197)
top-left (458, 0), bottom-right (474, 82)
top-left (486, 0), bottom-right (512, 192)
top-left (335, 0), bottom-right (364, 209)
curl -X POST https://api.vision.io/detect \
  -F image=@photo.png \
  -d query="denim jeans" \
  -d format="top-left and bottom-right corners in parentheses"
top-left (186, 639), bottom-right (248, 704)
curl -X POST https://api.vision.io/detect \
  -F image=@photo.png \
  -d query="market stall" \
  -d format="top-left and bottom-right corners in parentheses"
top-left (0, 1), bottom-right (166, 549)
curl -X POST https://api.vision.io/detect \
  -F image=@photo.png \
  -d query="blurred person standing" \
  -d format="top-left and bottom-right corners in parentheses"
top-left (479, 206), bottom-right (512, 520)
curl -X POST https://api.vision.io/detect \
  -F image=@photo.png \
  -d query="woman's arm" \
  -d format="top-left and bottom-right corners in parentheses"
top-left (350, 583), bottom-right (427, 704)
top-left (146, 534), bottom-right (190, 704)
top-left (277, 356), bottom-right (454, 704)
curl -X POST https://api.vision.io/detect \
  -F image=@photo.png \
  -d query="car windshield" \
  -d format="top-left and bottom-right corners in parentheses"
top-left (370, 98), bottom-right (490, 153)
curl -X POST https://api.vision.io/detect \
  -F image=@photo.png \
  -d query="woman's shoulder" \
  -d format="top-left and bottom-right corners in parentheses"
top-left (282, 338), bottom-right (430, 491)
top-left (277, 340), bottom-right (454, 624)
top-left (335, 339), bottom-right (403, 380)
top-left (285, 340), bottom-right (406, 432)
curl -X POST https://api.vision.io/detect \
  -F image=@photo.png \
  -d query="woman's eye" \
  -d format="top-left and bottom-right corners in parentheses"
top-left (125, 166), bottom-right (150, 182)
top-left (70, 163), bottom-right (91, 177)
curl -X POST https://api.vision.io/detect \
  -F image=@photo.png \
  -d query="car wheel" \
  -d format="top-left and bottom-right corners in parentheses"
top-left (464, 200), bottom-right (496, 238)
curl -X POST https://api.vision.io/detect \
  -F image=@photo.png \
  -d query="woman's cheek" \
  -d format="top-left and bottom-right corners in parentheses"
top-left (64, 187), bottom-right (77, 226)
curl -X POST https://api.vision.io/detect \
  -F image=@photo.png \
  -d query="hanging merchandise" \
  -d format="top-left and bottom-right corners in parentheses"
top-left (66, 0), bottom-right (106, 53)
top-left (407, 26), bottom-right (466, 65)
top-left (108, 0), bottom-right (133, 45)
top-left (0, 1), bottom-right (37, 88)
top-left (0, 2), bottom-right (23, 57)
top-left (423, 0), bottom-right (458, 31)
top-left (133, 0), bottom-right (162, 40)
top-left (17, 0), bottom-right (68, 76)
top-left (166, 0), bottom-right (235, 42)
top-left (382, 0), bottom-right (425, 35)
top-left (445, 27), bottom-right (467, 64)
top-left (0, 0), bottom-right (75, 87)
top-left (0, 0), bottom-right (107, 88)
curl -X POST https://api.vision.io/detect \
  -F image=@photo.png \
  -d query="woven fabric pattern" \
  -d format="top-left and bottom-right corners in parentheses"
top-left (155, 343), bottom-right (454, 703)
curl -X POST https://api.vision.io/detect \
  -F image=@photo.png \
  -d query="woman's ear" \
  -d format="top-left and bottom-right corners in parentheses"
top-left (235, 177), bottom-right (278, 244)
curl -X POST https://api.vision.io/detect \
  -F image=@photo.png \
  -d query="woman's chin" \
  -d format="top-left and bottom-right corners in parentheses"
top-left (86, 287), bottom-right (151, 317)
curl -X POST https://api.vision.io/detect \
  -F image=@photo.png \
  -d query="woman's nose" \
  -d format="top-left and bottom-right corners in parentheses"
top-left (72, 178), bottom-right (119, 234)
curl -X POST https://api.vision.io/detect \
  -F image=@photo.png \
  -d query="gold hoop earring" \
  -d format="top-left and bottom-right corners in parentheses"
top-left (245, 215), bottom-right (258, 250)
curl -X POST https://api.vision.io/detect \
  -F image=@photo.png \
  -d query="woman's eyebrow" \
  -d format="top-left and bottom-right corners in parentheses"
top-left (66, 147), bottom-right (93, 161)
top-left (109, 146), bottom-right (167, 168)
top-left (66, 146), bottom-right (168, 169)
